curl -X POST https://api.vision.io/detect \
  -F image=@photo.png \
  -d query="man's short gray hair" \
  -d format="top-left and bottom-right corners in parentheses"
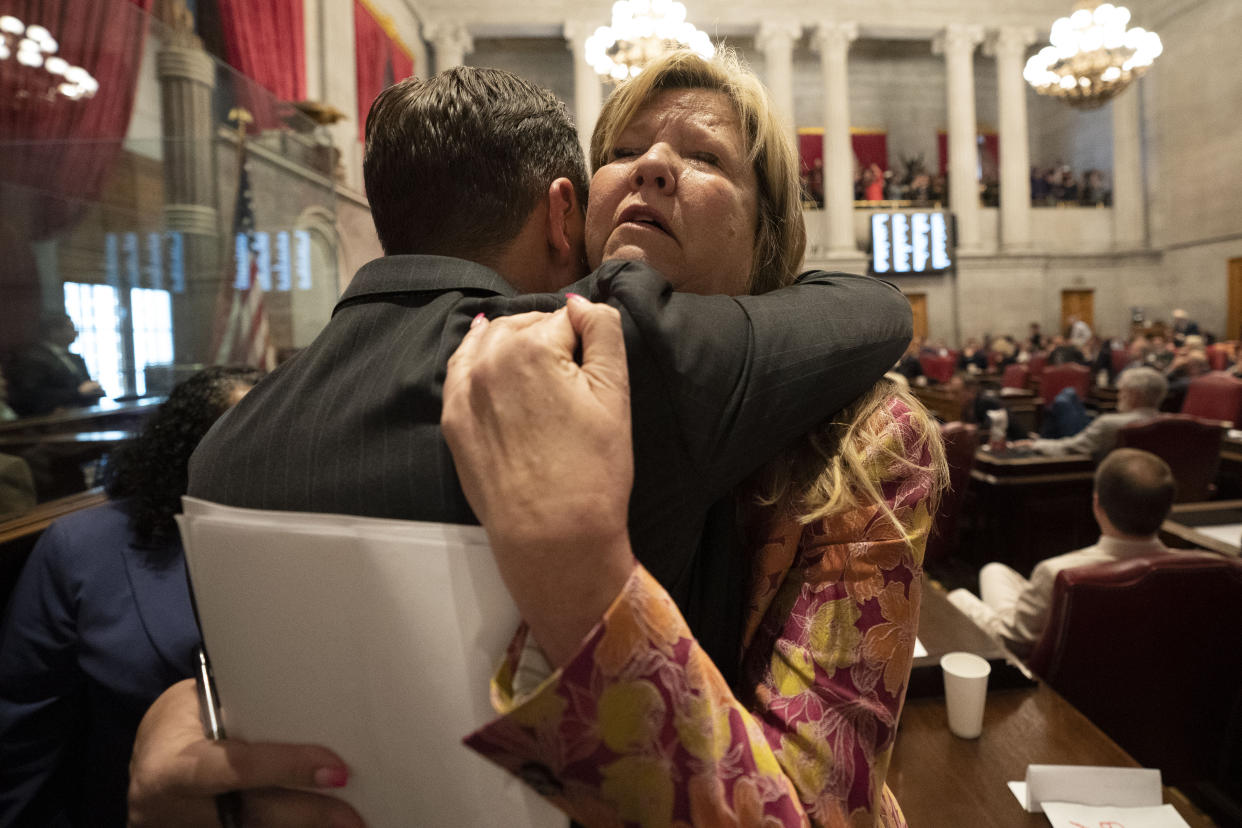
top-left (1117, 366), bottom-right (1167, 408)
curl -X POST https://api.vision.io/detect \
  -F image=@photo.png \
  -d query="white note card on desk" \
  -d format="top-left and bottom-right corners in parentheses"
top-left (1043, 801), bottom-right (1190, 828)
top-left (1007, 765), bottom-right (1162, 813)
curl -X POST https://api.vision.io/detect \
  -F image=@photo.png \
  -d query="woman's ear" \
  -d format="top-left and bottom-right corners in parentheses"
top-left (545, 178), bottom-right (587, 277)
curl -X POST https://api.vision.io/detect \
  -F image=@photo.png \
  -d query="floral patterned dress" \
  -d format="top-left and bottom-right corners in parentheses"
top-left (466, 397), bottom-right (937, 827)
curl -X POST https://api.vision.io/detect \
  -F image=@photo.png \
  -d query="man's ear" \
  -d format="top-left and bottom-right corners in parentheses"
top-left (545, 178), bottom-right (587, 274)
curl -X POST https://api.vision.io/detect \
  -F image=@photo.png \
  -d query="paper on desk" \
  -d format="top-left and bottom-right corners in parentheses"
top-left (1193, 522), bottom-right (1242, 551)
top-left (913, 637), bottom-right (928, 658)
top-left (1007, 765), bottom-right (1162, 813)
top-left (1043, 801), bottom-right (1190, 828)
top-left (177, 498), bottom-right (563, 828)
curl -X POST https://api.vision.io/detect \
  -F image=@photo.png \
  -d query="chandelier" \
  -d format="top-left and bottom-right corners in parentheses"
top-left (1023, 1), bottom-right (1161, 109)
top-left (0, 14), bottom-right (99, 103)
top-left (584, 0), bottom-right (714, 84)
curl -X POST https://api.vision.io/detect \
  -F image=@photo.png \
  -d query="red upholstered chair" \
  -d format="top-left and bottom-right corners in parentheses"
top-left (1110, 347), bottom-right (1130, 376)
top-left (1028, 352), bottom-right (1047, 376)
top-left (1114, 414), bottom-right (1225, 502)
top-left (1038, 362), bottom-right (1090, 402)
top-left (918, 354), bottom-right (956, 384)
top-left (1000, 363), bottom-right (1029, 390)
top-left (1026, 552), bottom-right (1242, 786)
top-left (924, 422), bottom-right (978, 567)
top-left (1182, 371), bottom-right (1242, 425)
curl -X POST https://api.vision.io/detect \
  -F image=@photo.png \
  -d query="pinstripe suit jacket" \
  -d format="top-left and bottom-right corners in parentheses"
top-left (187, 255), bottom-right (912, 681)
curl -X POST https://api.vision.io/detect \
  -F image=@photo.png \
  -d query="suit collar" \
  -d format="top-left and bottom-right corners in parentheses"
top-left (337, 255), bottom-right (518, 314)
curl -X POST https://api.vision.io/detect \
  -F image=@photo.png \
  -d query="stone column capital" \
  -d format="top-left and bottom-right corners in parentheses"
top-left (755, 20), bottom-right (802, 55)
top-left (157, 45), bottom-right (215, 88)
top-left (424, 21), bottom-right (473, 58)
top-left (933, 23), bottom-right (985, 57)
top-left (984, 26), bottom-right (1037, 59)
top-left (812, 21), bottom-right (859, 56)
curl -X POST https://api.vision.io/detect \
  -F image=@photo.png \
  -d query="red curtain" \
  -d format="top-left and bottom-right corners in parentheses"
top-left (797, 131), bottom-right (889, 172)
top-left (216, 0), bottom-right (305, 131)
top-left (353, 1), bottom-right (415, 143)
top-left (216, 0), bottom-right (305, 101)
top-left (851, 133), bottom-right (888, 172)
top-left (0, 0), bottom-right (150, 236)
top-left (0, 0), bottom-right (149, 353)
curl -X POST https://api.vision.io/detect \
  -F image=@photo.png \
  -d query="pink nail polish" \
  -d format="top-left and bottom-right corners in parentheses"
top-left (565, 292), bottom-right (585, 304)
top-left (470, 312), bottom-right (486, 329)
top-left (314, 766), bottom-right (350, 788)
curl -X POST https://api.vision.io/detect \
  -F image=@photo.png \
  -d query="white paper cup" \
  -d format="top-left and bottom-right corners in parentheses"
top-left (940, 652), bottom-right (991, 739)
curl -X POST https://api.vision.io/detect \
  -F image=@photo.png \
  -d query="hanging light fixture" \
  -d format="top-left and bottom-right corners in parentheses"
top-left (1024, 1), bottom-right (1161, 109)
top-left (0, 14), bottom-right (99, 103)
top-left (584, 0), bottom-right (714, 84)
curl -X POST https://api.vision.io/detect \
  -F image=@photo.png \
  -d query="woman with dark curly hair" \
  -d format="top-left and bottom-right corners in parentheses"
top-left (0, 366), bottom-right (259, 827)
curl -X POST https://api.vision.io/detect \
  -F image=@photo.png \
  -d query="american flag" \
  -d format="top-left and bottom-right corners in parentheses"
top-left (212, 141), bottom-right (276, 371)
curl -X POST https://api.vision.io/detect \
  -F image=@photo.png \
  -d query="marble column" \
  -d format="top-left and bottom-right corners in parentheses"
top-left (426, 22), bottom-right (473, 72)
top-left (564, 21), bottom-right (603, 164)
top-left (813, 21), bottom-right (860, 259)
top-left (157, 16), bottom-right (220, 364)
top-left (1111, 85), bottom-right (1145, 249)
top-left (755, 20), bottom-right (801, 145)
top-left (987, 27), bottom-right (1036, 252)
top-left (934, 24), bottom-right (985, 252)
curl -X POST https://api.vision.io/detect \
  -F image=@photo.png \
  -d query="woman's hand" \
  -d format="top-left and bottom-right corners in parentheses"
top-left (127, 679), bottom-right (363, 828)
top-left (442, 295), bottom-right (636, 667)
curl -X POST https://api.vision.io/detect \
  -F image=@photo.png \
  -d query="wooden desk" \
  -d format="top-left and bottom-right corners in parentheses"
top-left (1161, 500), bottom-right (1242, 557)
top-left (911, 387), bottom-right (1039, 438)
top-left (0, 398), bottom-right (160, 438)
top-left (966, 449), bottom-right (1097, 574)
top-left (890, 587), bottom-right (1215, 827)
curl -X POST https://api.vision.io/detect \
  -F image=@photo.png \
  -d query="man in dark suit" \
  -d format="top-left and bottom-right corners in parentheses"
top-left (7, 314), bottom-right (105, 417)
top-left (188, 67), bottom-right (911, 683)
top-left (136, 67), bottom-right (910, 826)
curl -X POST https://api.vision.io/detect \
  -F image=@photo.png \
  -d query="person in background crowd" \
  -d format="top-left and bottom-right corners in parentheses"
top-left (1022, 366), bottom-right (1166, 462)
top-left (1029, 322), bottom-right (1046, 351)
top-left (6, 313), bottom-right (105, 418)
top-left (0, 366), bottom-right (260, 827)
top-left (958, 338), bottom-right (988, 373)
top-left (1162, 349), bottom-right (1210, 412)
top-left (949, 372), bottom-right (1026, 440)
top-left (0, 452), bottom-right (36, 519)
top-left (1067, 314), bottom-right (1093, 349)
top-left (947, 449), bottom-right (1175, 658)
top-left (1171, 309), bottom-right (1200, 345)
top-left (1047, 335), bottom-right (1086, 366)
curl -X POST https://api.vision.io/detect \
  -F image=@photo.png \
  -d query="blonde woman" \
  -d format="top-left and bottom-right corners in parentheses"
top-left (456, 51), bottom-right (947, 827)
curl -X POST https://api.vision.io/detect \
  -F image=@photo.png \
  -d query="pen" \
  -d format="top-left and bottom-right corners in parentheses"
top-left (195, 646), bottom-right (243, 828)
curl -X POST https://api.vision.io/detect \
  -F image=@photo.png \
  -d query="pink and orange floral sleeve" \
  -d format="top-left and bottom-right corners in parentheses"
top-left (465, 398), bottom-right (937, 827)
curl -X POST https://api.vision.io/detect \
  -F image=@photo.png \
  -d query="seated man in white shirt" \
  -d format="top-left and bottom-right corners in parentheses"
top-left (1023, 366), bottom-right (1166, 463)
top-left (948, 448), bottom-right (1175, 659)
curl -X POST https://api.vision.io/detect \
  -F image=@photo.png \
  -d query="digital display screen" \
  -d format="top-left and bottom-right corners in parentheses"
top-left (870, 212), bottom-right (954, 275)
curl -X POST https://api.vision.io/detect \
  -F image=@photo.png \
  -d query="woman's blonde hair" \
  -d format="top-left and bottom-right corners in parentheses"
top-left (590, 48), bottom-right (806, 294)
top-left (754, 378), bottom-right (948, 546)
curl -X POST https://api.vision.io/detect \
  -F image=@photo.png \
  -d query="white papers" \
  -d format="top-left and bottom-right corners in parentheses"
top-left (1008, 765), bottom-right (1162, 813)
top-left (1193, 522), bottom-right (1242, 552)
top-left (1043, 802), bottom-right (1190, 828)
top-left (913, 637), bottom-right (928, 658)
top-left (178, 498), bottom-right (563, 827)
